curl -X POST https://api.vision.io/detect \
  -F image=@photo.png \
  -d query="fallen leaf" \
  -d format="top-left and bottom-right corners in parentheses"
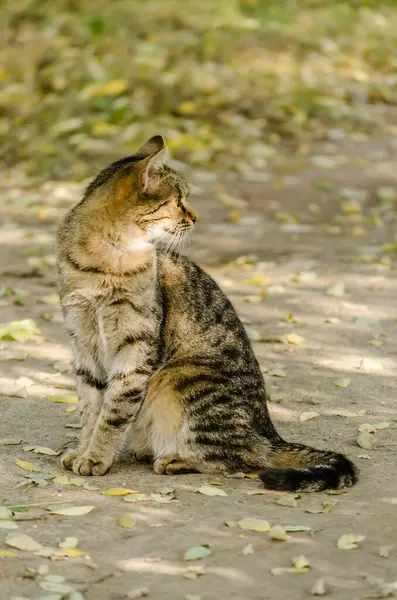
top-left (333, 377), bottom-right (351, 389)
top-left (59, 537), bottom-right (79, 549)
top-left (357, 431), bottom-right (377, 450)
top-left (360, 358), bottom-right (383, 372)
top-left (53, 475), bottom-right (72, 486)
top-left (277, 494), bottom-right (299, 508)
top-left (237, 518), bottom-right (271, 532)
top-left (311, 578), bottom-right (327, 596)
top-left (46, 395), bottom-right (79, 404)
top-left (284, 525), bottom-right (312, 533)
top-left (0, 438), bottom-right (22, 446)
top-left (293, 271), bottom-right (317, 283)
top-left (151, 493), bottom-right (177, 504)
top-left (300, 411), bottom-right (320, 422)
top-left (243, 275), bottom-right (271, 286)
top-left (155, 487), bottom-right (175, 495)
top-left (101, 488), bottom-right (139, 496)
top-left (61, 548), bottom-right (88, 557)
top-left (39, 581), bottom-right (74, 594)
top-left (0, 319), bottom-right (41, 341)
top-left (244, 490), bottom-right (268, 496)
top-left (284, 333), bottom-right (306, 345)
top-left (183, 545), bottom-right (212, 561)
top-left (15, 459), bottom-right (41, 473)
top-left (5, 533), bottom-right (43, 551)
top-left (23, 446), bottom-right (60, 456)
top-left (270, 369), bottom-right (287, 378)
top-left (124, 494), bottom-right (147, 503)
top-left (292, 555), bottom-right (311, 570)
top-left (49, 506), bottom-right (96, 516)
top-left (326, 282), bottom-right (345, 298)
top-left (269, 525), bottom-right (288, 541)
top-left (241, 544), bottom-right (255, 555)
top-left (377, 187), bottom-right (396, 202)
top-left (118, 514), bottom-right (136, 529)
top-left (337, 533), bottom-right (365, 550)
top-left (0, 550), bottom-right (18, 557)
top-left (357, 452), bottom-right (372, 459)
top-left (245, 327), bottom-right (262, 342)
top-left (195, 485), bottom-right (228, 497)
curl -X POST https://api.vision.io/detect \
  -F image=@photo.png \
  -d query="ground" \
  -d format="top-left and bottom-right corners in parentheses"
top-left (1, 134), bottom-right (397, 600)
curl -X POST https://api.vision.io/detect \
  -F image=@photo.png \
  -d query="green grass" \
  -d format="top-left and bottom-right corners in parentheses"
top-left (2, 0), bottom-right (397, 179)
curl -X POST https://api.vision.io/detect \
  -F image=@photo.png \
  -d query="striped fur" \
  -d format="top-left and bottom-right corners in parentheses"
top-left (56, 135), bottom-right (357, 491)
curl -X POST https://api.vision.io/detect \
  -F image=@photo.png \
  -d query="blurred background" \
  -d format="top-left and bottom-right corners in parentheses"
top-left (3, 0), bottom-right (397, 181)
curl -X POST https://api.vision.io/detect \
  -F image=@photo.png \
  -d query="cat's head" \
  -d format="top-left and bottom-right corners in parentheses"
top-left (83, 135), bottom-right (196, 247)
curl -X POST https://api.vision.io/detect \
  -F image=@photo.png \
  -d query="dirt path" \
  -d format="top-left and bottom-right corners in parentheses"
top-left (1, 136), bottom-right (397, 600)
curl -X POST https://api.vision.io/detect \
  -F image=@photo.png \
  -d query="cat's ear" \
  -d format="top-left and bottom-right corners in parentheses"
top-left (137, 146), bottom-right (168, 193)
top-left (136, 135), bottom-right (165, 159)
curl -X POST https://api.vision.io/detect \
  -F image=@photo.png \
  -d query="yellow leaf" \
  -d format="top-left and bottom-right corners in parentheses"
top-left (5, 534), bottom-right (43, 551)
top-left (300, 411), bottom-right (320, 422)
top-left (243, 275), bottom-right (271, 286)
top-left (0, 550), bottom-right (18, 557)
top-left (49, 506), bottom-right (96, 516)
top-left (118, 514), bottom-right (136, 529)
top-left (195, 486), bottom-right (228, 497)
top-left (101, 488), bottom-right (139, 496)
top-left (46, 395), bottom-right (78, 404)
top-left (237, 518), bottom-right (270, 532)
top-left (337, 533), bottom-right (365, 550)
top-left (0, 319), bottom-right (41, 341)
top-left (277, 494), bottom-right (299, 508)
top-left (82, 79), bottom-right (128, 98)
top-left (15, 459), bottom-right (41, 473)
top-left (284, 333), bottom-right (306, 345)
top-left (60, 547), bottom-right (88, 557)
top-left (269, 525), bottom-right (288, 541)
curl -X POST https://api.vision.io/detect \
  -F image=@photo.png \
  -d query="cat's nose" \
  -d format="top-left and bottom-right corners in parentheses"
top-left (189, 212), bottom-right (197, 224)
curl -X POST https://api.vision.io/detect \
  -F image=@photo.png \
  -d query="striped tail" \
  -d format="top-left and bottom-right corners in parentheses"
top-left (260, 442), bottom-right (358, 492)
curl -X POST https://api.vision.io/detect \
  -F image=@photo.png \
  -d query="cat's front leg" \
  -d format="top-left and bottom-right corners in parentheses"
top-left (70, 341), bottom-right (153, 476)
top-left (61, 361), bottom-right (106, 471)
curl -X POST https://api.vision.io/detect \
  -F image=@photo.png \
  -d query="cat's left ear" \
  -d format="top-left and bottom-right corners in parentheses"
top-left (138, 147), bottom-right (168, 193)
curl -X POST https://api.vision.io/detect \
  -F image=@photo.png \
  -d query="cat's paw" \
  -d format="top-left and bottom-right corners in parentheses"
top-left (66, 451), bottom-right (112, 476)
top-left (61, 449), bottom-right (79, 471)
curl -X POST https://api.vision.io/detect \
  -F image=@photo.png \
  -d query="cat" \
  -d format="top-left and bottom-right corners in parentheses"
top-left (56, 135), bottom-right (357, 492)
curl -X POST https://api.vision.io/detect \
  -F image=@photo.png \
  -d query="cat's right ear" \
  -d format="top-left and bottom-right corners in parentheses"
top-left (137, 147), bottom-right (168, 193)
top-left (136, 135), bottom-right (165, 158)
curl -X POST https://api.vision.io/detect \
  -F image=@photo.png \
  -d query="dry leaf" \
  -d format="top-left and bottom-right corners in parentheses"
top-left (15, 459), bottom-right (41, 473)
top-left (23, 446), bottom-right (60, 456)
top-left (270, 369), bottom-right (287, 378)
top-left (311, 579), bottom-right (327, 595)
top-left (0, 319), bottom-right (41, 341)
top-left (59, 537), bottom-right (79, 548)
top-left (333, 377), bottom-right (351, 389)
top-left (284, 333), bottom-right (306, 345)
top-left (5, 533), bottom-right (43, 551)
top-left (284, 525), bottom-right (311, 533)
top-left (241, 544), bottom-right (255, 555)
top-left (124, 494), bottom-right (147, 503)
top-left (357, 431), bottom-right (377, 450)
top-left (244, 490), bottom-right (268, 496)
top-left (360, 358), bottom-right (383, 372)
top-left (326, 282), bottom-right (345, 297)
top-left (150, 493), bottom-right (177, 504)
top-left (0, 550), bottom-right (18, 557)
top-left (46, 394), bottom-right (78, 404)
top-left (195, 485), bottom-right (228, 497)
top-left (292, 555), bottom-right (311, 570)
top-left (237, 518), bottom-right (271, 532)
top-left (49, 506), bottom-right (96, 516)
top-left (337, 533), bottom-right (365, 550)
top-left (118, 514), bottom-right (136, 529)
top-left (270, 525), bottom-right (288, 541)
top-left (277, 494), bottom-right (299, 507)
top-left (53, 475), bottom-right (72, 485)
top-left (0, 438), bottom-right (22, 446)
top-left (183, 545), bottom-right (212, 561)
top-left (101, 488), bottom-right (139, 496)
top-left (243, 275), bottom-right (271, 286)
top-left (300, 411), bottom-right (320, 422)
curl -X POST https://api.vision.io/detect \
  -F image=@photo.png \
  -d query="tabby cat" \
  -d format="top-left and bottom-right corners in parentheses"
top-left (56, 135), bottom-right (357, 492)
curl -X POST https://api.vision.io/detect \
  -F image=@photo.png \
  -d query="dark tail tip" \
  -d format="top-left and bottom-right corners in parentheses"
top-left (259, 455), bottom-right (358, 493)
